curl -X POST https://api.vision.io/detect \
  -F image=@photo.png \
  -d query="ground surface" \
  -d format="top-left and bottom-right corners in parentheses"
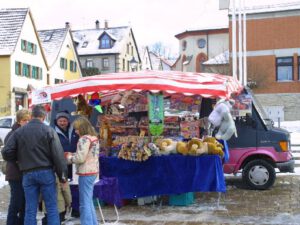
top-left (1, 173), bottom-right (300, 225)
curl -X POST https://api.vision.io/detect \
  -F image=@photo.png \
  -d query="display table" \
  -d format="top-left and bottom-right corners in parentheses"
top-left (100, 154), bottom-right (226, 200)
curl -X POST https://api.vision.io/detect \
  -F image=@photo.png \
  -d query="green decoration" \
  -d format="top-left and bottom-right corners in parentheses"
top-left (148, 93), bottom-right (164, 136)
top-left (95, 105), bottom-right (103, 113)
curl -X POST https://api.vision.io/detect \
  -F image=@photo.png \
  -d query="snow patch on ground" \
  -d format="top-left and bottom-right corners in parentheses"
top-left (0, 172), bottom-right (7, 188)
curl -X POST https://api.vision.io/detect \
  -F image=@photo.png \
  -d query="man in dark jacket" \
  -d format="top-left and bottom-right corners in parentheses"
top-left (1, 105), bottom-right (68, 225)
top-left (53, 111), bottom-right (79, 218)
top-left (54, 111), bottom-right (79, 180)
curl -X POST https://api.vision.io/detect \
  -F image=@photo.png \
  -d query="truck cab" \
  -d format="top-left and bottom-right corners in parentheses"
top-left (201, 88), bottom-right (294, 190)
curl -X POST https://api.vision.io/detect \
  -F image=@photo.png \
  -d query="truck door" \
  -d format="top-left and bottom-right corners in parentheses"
top-left (227, 107), bottom-right (259, 149)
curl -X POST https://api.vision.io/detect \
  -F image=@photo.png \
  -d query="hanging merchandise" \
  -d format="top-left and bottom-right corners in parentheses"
top-left (180, 116), bottom-right (200, 139)
top-left (148, 93), bottom-right (164, 136)
top-left (72, 94), bottom-right (93, 118)
top-left (89, 92), bottom-right (103, 113)
top-left (170, 94), bottom-right (202, 113)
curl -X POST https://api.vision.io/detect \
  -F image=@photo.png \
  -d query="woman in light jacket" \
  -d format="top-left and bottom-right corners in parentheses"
top-left (5, 109), bottom-right (30, 225)
top-left (65, 116), bottom-right (99, 225)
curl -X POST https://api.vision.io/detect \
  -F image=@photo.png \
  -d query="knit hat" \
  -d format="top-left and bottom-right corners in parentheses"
top-left (56, 111), bottom-right (70, 121)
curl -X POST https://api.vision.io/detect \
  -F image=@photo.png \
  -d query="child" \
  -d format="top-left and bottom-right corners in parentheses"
top-left (42, 176), bottom-right (72, 224)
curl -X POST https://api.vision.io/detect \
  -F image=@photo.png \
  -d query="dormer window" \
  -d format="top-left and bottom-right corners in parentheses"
top-left (101, 34), bottom-right (110, 48)
top-left (98, 33), bottom-right (115, 49)
top-left (82, 41), bottom-right (88, 48)
top-left (44, 34), bottom-right (53, 42)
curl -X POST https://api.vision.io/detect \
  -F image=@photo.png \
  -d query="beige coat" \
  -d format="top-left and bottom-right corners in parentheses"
top-left (67, 135), bottom-right (99, 176)
top-left (42, 176), bottom-right (72, 213)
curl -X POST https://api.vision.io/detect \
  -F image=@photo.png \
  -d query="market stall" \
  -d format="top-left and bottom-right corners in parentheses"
top-left (32, 70), bottom-right (243, 206)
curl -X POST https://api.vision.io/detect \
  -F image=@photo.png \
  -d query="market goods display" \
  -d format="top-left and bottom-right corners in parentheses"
top-left (208, 99), bottom-right (237, 141)
top-left (92, 91), bottom-right (230, 161)
top-left (71, 94), bottom-right (93, 118)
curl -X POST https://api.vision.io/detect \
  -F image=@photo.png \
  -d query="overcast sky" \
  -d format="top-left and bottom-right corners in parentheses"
top-left (1, 0), bottom-right (299, 56)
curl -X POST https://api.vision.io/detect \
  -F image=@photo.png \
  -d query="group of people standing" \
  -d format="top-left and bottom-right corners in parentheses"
top-left (1, 105), bottom-right (100, 225)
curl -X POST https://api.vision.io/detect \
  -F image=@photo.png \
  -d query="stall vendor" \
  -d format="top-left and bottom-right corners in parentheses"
top-left (54, 111), bottom-right (79, 180)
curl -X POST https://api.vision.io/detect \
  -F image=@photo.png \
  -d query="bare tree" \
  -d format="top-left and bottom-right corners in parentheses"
top-left (149, 42), bottom-right (174, 59)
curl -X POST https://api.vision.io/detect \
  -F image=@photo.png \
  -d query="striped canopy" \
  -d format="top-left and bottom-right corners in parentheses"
top-left (48, 70), bottom-right (243, 100)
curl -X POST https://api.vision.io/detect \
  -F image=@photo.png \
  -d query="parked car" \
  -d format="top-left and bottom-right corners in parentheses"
top-left (0, 116), bottom-right (15, 146)
top-left (201, 87), bottom-right (294, 190)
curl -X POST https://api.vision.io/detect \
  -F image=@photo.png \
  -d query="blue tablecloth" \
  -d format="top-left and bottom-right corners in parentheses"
top-left (100, 154), bottom-right (226, 200)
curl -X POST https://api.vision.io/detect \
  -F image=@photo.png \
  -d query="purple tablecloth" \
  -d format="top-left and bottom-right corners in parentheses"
top-left (100, 154), bottom-right (226, 199)
top-left (70, 177), bottom-right (123, 209)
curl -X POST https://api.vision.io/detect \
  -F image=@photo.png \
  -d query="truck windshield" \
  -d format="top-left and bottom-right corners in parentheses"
top-left (246, 88), bottom-right (274, 128)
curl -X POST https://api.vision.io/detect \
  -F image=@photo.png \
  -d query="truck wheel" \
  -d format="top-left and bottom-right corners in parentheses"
top-left (242, 159), bottom-right (276, 190)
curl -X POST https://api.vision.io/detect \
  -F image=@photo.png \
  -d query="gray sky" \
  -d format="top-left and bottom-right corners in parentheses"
top-left (1, 0), bottom-right (299, 56)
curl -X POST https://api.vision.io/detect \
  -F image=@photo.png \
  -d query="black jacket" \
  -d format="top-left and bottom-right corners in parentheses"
top-left (1, 119), bottom-right (68, 182)
top-left (4, 122), bottom-right (22, 181)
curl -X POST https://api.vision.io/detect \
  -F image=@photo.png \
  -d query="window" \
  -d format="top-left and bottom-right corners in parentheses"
top-left (22, 64), bottom-right (30, 77)
top-left (298, 57), bottom-right (300, 80)
top-left (86, 59), bottom-right (93, 68)
top-left (55, 78), bottom-right (63, 84)
top-left (102, 58), bottom-right (109, 70)
top-left (21, 39), bottom-right (27, 51)
top-left (82, 41), bottom-right (88, 48)
top-left (276, 57), bottom-right (293, 81)
top-left (44, 33), bottom-right (53, 41)
top-left (182, 40), bottom-right (187, 51)
top-left (100, 34), bottom-right (111, 49)
top-left (122, 58), bottom-right (125, 71)
top-left (32, 66), bottom-right (38, 79)
top-left (21, 39), bottom-right (36, 54)
top-left (197, 39), bottom-right (206, 48)
top-left (0, 118), bottom-right (12, 128)
top-left (60, 58), bottom-right (67, 70)
top-left (31, 66), bottom-right (42, 79)
top-left (15, 61), bottom-right (22, 75)
top-left (70, 60), bottom-right (77, 72)
top-left (27, 42), bottom-right (33, 53)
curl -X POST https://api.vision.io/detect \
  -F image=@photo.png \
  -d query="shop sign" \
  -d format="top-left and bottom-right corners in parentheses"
top-left (32, 88), bottom-right (51, 105)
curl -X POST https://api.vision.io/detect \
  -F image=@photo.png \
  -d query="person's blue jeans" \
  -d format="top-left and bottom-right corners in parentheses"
top-left (22, 169), bottom-right (60, 225)
top-left (79, 175), bottom-right (97, 225)
top-left (7, 180), bottom-right (25, 225)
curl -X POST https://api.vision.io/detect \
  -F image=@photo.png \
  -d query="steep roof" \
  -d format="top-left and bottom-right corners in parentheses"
top-left (0, 8), bottom-right (28, 55)
top-left (72, 26), bottom-right (131, 55)
top-left (38, 28), bottom-right (68, 67)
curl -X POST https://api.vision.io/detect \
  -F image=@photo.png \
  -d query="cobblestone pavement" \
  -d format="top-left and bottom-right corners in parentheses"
top-left (0, 174), bottom-right (300, 225)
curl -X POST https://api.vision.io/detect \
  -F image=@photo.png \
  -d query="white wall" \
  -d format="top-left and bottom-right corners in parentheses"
top-left (10, 13), bottom-right (47, 90)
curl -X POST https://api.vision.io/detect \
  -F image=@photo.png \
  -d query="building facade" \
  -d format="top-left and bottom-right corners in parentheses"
top-left (73, 20), bottom-right (141, 75)
top-left (172, 27), bottom-right (229, 73)
top-left (231, 3), bottom-right (300, 120)
top-left (0, 8), bottom-right (48, 116)
top-left (38, 26), bottom-right (82, 85)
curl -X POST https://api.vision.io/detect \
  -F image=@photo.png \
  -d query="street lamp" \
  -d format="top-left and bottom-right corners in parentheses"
top-left (129, 56), bottom-right (138, 71)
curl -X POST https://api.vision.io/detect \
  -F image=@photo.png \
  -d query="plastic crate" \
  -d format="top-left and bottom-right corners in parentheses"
top-left (168, 192), bottom-right (194, 206)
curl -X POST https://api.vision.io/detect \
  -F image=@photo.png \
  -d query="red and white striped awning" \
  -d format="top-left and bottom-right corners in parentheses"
top-left (47, 70), bottom-right (243, 100)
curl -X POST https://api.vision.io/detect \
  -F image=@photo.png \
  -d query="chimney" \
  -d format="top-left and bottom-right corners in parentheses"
top-left (65, 22), bottom-right (70, 29)
top-left (95, 20), bottom-right (100, 29)
top-left (104, 20), bottom-right (108, 29)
